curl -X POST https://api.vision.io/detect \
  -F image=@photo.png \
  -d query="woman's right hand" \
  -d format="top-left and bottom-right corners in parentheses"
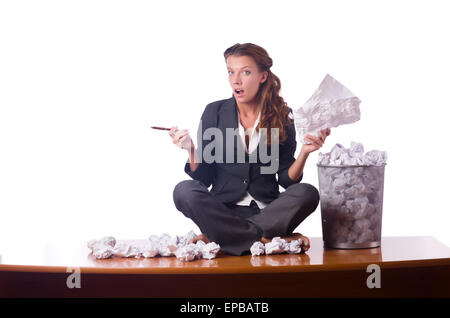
top-left (169, 126), bottom-right (194, 151)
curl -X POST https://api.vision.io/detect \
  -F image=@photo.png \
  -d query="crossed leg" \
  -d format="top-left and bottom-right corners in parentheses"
top-left (173, 180), bottom-right (319, 255)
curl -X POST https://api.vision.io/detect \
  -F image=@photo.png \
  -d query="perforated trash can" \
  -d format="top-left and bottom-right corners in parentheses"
top-left (317, 164), bottom-right (386, 249)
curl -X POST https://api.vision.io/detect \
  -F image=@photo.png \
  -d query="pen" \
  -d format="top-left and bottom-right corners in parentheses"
top-left (151, 126), bottom-right (171, 131)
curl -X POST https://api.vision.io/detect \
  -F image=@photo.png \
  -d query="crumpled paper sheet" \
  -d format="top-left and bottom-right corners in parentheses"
top-left (87, 231), bottom-right (221, 262)
top-left (250, 237), bottom-right (305, 256)
top-left (318, 141), bottom-right (387, 166)
top-left (87, 236), bottom-right (116, 259)
top-left (294, 74), bottom-right (361, 144)
top-left (174, 240), bottom-right (221, 261)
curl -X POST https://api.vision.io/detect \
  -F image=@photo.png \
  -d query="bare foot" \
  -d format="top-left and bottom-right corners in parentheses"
top-left (188, 234), bottom-right (210, 244)
top-left (298, 233), bottom-right (311, 252)
top-left (261, 232), bottom-right (301, 243)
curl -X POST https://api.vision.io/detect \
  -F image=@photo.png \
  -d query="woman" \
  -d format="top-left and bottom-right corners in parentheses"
top-left (170, 43), bottom-right (330, 256)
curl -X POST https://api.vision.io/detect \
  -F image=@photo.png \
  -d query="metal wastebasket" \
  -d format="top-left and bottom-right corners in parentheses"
top-left (317, 164), bottom-right (386, 249)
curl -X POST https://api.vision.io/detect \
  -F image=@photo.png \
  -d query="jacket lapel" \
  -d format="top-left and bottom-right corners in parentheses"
top-left (219, 96), bottom-right (246, 157)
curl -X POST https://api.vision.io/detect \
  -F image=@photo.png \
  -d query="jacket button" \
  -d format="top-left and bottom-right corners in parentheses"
top-left (243, 179), bottom-right (248, 184)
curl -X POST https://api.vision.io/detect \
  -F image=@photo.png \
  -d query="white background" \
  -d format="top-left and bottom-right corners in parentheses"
top-left (1, 0), bottom-right (449, 252)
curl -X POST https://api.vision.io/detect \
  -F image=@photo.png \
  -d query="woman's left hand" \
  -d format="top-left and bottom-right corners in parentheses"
top-left (300, 128), bottom-right (331, 155)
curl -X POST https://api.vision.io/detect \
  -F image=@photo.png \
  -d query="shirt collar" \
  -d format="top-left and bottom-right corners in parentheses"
top-left (237, 110), bottom-right (261, 131)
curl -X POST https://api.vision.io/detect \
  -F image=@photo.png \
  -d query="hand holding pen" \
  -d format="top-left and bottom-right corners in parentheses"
top-left (151, 126), bottom-right (194, 151)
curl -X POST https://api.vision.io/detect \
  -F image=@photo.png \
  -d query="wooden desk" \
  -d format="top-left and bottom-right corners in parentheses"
top-left (1, 236), bottom-right (449, 297)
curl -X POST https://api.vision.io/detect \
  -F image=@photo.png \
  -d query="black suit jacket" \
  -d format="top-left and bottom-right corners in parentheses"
top-left (184, 96), bottom-right (302, 204)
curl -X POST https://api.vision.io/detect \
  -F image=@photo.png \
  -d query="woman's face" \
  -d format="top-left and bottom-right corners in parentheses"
top-left (226, 55), bottom-right (268, 105)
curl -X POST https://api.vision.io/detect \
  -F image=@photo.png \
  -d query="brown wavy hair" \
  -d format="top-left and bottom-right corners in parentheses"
top-left (223, 43), bottom-right (292, 145)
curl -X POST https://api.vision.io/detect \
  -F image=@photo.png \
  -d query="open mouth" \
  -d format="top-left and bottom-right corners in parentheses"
top-left (235, 89), bottom-right (244, 96)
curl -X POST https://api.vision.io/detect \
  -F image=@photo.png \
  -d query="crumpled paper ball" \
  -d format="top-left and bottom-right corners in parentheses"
top-left (250, 237), bottom-right (305, 256)
top-left (87, 231), bottom-right (221, 262)
top-left (318, 142), bottom-right (387, 166)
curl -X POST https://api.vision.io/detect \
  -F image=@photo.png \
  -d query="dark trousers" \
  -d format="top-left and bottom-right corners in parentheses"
top-left (173, 180), bottom-right (320, 256)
